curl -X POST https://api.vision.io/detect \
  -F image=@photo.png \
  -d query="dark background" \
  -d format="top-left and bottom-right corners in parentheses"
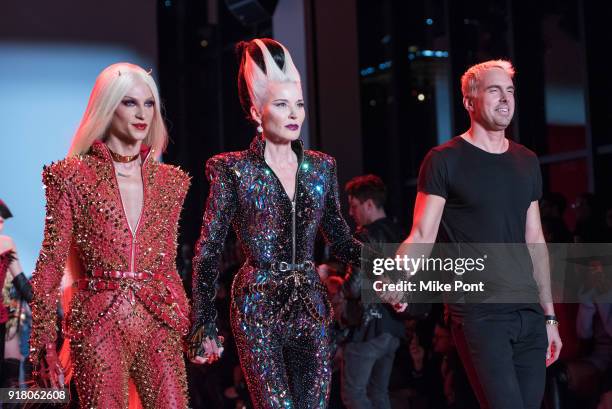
top-left (156, 0), bottom-right (612, 247)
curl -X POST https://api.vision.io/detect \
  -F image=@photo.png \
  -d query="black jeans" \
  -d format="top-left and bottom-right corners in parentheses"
top-left (451, 308), bottom-right (548, 409)
top-left (341, 333), bottom-right (400, 409)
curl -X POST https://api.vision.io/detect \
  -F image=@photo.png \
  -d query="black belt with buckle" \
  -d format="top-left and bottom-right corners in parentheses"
top-left (237, 261), bottom-right (331, 325)
top-left (251, 260), bottom-right (315, 272)
top-left (238, 260), bottom-right (324, 297)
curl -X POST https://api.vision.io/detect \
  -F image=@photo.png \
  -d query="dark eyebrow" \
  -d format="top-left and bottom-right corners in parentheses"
top-left (122, 95), bottom-right (154, 100)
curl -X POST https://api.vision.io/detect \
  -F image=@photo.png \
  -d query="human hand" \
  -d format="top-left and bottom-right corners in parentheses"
top-left (377, 275), bottom-right (404, 305)
top-left (36, 344), bottom-right (64, 388)
top-left (316, 264), bottom-right (331, 281)
top-left (191, 335), bottom-right (225, 364)
top-left (393, 303), bottom-right (408, 313)
top-left (546, 324), bottom-right (562, 367)
top-left (187, 325), bottom-right (225, 364)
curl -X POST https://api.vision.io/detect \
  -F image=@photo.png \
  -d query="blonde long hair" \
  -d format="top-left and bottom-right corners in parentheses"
top-left (68, 62), bottom-right (167, 157)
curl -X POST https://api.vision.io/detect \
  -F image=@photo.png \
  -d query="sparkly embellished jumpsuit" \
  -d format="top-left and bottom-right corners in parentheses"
top-left (190, 135), bottom-right (362, 409)
top-left (30, 141), bottom-right (191, 409)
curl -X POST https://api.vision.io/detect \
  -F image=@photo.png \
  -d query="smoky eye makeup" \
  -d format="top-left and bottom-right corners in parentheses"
top-left (121, 98), bottom-right (155, 107)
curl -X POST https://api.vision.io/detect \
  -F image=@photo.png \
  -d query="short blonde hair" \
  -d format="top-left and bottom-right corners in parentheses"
top-left (460, 60), bottom-right (515, 98)
top-left (68, 62), bottom-right (167, 157)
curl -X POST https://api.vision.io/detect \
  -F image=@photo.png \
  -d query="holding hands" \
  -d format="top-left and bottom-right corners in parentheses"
top-left (188, 325), bottom-right (225, 365)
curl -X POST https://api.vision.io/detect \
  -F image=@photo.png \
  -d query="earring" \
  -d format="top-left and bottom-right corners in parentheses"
top-left (257, 124), bottom-right (263, 134)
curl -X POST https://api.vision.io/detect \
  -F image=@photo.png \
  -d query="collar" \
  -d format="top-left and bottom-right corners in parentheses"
top-left (90, 140), bottom-right (152, 165)
top-left (248, 134), bottom-right (304, 163)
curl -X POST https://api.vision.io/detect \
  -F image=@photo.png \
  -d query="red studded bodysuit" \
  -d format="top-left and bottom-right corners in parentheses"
top-left (30, 141), bottom-right (191, 409)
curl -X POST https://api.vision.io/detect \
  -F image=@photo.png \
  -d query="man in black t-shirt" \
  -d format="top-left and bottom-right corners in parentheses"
top-left (396, 60), bottom-right (562, 409)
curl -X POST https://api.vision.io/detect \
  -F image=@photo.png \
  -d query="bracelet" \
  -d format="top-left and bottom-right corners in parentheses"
top-left (544, 315), bottom-right (559, 326)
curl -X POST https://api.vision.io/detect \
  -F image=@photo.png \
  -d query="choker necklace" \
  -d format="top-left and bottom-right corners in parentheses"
top-left (108, 148), bottom-right (140, 163)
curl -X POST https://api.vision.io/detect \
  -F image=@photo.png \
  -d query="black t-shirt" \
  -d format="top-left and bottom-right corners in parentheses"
top-left (417, 136), bottom-right (543, 315)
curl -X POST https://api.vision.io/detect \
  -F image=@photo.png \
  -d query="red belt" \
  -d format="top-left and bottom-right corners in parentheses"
top-left (73, 270), bottom-right (189, 335)
top-left (90, 269), bottom-right (154, 280)
top-left (75, 270), bottom-right (166, 290)
top-left (75, 280), bottom-right (120, 291)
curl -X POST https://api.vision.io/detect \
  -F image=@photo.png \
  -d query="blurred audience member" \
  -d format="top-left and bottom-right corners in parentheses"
top-left (432, 320), bottom-right (478, 409)
top-left (540, 192), bottom-right (572, 243)
top-left (389, 319), bottom-right (443, 409)
top-left (572, 193), bottom-right (607, 243)
top-left (341, 175), bottom-right (406, 409)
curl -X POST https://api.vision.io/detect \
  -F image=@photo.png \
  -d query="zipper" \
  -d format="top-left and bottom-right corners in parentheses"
top-left (129, 152), bottom-right (148, 272)
top-left (291, 157), bottom-right (303, 265)
top-left (130, 236), bottom-right (137, 272)
top-left (291, 200), bottom-right (296, 264)
top-left (261, 139), bottom-right (303, 266)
